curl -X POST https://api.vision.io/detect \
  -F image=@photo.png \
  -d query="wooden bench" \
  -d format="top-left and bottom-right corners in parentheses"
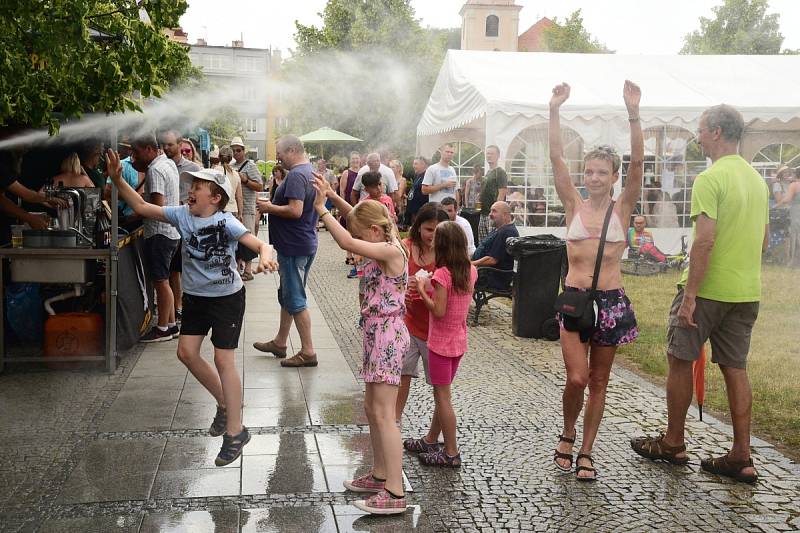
top-left (471, 266), bottom-right (514, 326)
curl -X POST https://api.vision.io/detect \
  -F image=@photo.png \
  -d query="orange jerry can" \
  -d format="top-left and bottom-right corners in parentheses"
top-left (43, 313), bottom-right (104, 364)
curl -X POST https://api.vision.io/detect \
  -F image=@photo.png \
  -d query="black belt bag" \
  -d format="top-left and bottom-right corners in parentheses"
top-left (554, 201), bottom-right (616, 343)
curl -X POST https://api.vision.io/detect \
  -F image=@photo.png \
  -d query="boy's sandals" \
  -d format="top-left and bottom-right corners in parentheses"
top-left (575, 453), bottom-right (597, 482)
top-left (700, 454), bottom-right (758, 484)
top-left (554, 433), bottom-right (576, 472)
top-left (215, 426), bottom-right (251, 466)
top-left (630, 433), bottom-right (690, 465)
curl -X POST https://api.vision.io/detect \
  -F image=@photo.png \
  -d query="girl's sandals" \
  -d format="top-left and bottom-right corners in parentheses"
top-left (700, 453), bottom-right (758, 484)
top-left (575, 453), bottom-right (597, 482)
top-left (419, 449), bottom-right (462, 467)
top-left (630, 433), bottom-right (690, 465)
top-left (554, 433), bottom-right (576, 472)
top-left (403, 436), bottom-right (442, 454)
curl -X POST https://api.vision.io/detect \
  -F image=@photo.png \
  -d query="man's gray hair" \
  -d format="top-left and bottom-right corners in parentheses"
top-left (702, 104), bottom-right (745, 142)
top-left (366, 152), bottom-right (380, 163)
top-left (276, 135), bottom-right (305, 154)
top-left (414, 155), bottom-right (429, 165)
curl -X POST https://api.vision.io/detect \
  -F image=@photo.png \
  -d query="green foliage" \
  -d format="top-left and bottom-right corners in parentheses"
top-left (542, 10), bottom-right (612, 54)
top-left (0, 0), bottom-right (196, 134)
top-left (681, 0), bottom-right (784, 54)
top-left (288, 0), bottom-right (449, 158)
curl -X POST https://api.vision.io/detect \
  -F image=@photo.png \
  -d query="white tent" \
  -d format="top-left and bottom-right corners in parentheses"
top-left (417, 50), bottom-right (800, 237)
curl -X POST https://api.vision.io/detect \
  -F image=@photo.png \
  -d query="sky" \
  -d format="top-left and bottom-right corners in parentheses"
top-left (180, 0), bottom-right (800, 55)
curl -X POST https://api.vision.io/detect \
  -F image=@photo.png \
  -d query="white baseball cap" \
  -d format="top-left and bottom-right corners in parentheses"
top-left (181, 169), bottom-right (234, 204)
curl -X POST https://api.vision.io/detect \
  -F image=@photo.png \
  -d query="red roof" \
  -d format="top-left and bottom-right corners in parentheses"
top-left (517, 17), bottom-right (553, 52)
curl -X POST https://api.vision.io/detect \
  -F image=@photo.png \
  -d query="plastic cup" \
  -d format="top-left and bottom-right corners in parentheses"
top-left (11, 225), bottom-right (24, 248)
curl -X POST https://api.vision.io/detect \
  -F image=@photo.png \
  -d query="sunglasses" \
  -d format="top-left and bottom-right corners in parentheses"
top-left (181, 148), bottom-right (193, 155)
top-left (233, 147), bottom-right (244, 153)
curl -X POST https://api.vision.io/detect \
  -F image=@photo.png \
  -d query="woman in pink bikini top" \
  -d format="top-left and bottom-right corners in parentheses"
top-left (549, 80), bottom-right (644, 481)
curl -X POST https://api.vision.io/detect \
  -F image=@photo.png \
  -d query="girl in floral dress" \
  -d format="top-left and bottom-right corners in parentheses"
top-left (313, 174), bottom-right (410, 516)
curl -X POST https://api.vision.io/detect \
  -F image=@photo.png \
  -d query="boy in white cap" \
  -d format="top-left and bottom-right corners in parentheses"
top-left (106, 148), bottom-right (277, 466)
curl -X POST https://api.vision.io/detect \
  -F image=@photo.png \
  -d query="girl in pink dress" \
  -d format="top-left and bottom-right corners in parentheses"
top-left (313, 174), bottom-right (410, 516)
top-left (417, 221), bottom-right (478, 467)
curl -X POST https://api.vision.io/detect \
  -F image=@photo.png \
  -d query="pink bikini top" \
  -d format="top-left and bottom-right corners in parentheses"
top-left (566, 205), bottom-right (626, 242)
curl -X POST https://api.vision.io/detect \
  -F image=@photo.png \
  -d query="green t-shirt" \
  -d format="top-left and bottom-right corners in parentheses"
top-left (679, 155), bottom-right (769, 302)
top-left (479, 166), bottom-right (508, 215)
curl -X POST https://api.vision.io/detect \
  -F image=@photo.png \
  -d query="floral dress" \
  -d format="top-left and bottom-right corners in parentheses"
top-left (360, 249), bottom-right (410, 386)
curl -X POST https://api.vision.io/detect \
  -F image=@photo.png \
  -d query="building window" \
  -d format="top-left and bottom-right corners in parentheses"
top-left (238, 56), bottom-right (265, 73)
top-left (485, 15), bottom-right (499, 37)
top-left (201, 54), bottom-right (225, 70)
top-left (245, 118), bottom-right (258, 133)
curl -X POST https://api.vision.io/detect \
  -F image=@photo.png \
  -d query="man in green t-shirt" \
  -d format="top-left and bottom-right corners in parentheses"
top-left (477, 145), bottom-right (508, 241)
top-left (632, 104), bottom-right (769, 484)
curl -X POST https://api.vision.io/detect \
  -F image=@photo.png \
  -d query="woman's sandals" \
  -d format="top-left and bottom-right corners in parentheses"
top-left (553, 433), bottom-right (575, 472)
top-left (575, 453), bottom-right (597, 481)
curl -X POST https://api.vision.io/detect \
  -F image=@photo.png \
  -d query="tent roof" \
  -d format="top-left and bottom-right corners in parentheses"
top-left (298, 127), bottom-right (363, 143)
top-left (417, 50), bottom-right (800, 136)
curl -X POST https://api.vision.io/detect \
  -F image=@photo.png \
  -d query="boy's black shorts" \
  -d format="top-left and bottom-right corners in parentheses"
top-left (181, 288), bottom-right (245, 349)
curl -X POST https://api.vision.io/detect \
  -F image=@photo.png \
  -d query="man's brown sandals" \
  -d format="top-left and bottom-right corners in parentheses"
top-left (630, 434), bottom-right (690, 465)
top-left (700, 454), bottom-right (758, 484)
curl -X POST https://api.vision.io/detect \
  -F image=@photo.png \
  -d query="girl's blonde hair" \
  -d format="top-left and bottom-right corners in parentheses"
top-left (389, 159), bottom-right (403, 176)
top-left (61, 152), bottom-right (81, 175)
top-left (347, 200), bottom-right (407, 254)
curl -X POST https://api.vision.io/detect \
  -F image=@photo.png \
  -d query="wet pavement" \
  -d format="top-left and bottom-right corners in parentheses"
top-left (1, 231), bottom-right (799, 532)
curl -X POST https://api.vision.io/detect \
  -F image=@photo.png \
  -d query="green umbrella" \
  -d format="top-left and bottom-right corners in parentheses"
top-left (298, 127), bottom-right (363, 159)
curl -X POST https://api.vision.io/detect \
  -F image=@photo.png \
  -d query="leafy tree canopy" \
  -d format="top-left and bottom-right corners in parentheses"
top-left (288, 0), bottom-right (450, 158)
top-left (542, 10), bottom-right (612, 54)
top-left (681, 0), bottom-right (784, 54)
top-left (0, 0), bottom-right (196, 134)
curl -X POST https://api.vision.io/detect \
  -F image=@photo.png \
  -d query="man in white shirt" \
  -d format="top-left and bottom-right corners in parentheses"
top-left (422, 143), bottom-right (459, 204)
top-left (350, 152), bottom-right (399, 206)
top-left (440, 196), bottom-right (476, 256)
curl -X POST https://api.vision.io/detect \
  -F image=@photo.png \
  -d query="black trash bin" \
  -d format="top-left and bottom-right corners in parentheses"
top-left (459, 208), bottom-right (481, 246)
top-left (506, 235), bottom-right (566, 340)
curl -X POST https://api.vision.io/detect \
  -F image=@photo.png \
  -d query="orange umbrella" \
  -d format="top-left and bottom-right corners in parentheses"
top-left (693, 346), bottom-right (707, 421)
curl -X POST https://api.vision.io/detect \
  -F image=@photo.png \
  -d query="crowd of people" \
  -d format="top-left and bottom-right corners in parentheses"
top-left (0, 82), bottom-right (777, 515)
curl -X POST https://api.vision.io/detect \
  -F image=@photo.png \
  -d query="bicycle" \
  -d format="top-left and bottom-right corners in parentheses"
top-left (621, 235), bottom-right (689, 276)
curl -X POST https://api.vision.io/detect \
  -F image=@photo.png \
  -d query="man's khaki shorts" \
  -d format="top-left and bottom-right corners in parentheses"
top-left (667, 288), bottom-right (759, 369)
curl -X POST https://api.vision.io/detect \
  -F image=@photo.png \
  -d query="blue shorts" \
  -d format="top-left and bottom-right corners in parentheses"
top-left (277, 252), bottom-right (315, 314)
top-left (144, 235), bottom-right (179, 282)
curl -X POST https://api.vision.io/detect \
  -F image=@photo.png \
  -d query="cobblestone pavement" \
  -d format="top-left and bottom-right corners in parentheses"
top-left (0, 231), bottom-right (798, 532)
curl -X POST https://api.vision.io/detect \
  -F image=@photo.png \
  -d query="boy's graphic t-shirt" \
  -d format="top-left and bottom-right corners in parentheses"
top-left (163, 206), bottom-right (249, 297)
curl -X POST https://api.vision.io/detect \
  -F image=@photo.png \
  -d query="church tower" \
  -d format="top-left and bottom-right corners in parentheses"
top-left (460, 0), bottom-right (522, 52)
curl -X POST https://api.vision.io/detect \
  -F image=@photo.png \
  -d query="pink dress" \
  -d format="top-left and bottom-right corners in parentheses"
top-left (427, 266), bottom-right (478, 357)
top-left (360, 249), bottom-right (410, 386)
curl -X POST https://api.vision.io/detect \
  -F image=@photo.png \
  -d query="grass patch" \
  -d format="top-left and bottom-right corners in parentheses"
top-left (619, 266), bottom-right (800, 452)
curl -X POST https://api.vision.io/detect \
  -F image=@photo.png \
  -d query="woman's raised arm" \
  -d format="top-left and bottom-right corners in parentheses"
top-left (549, 83), bottom-right (581, 214)
top-left (619, 80), bottom-right (644, 216)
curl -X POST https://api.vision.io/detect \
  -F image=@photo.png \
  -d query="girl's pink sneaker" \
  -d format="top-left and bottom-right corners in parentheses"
top-left (343, 472), bottom-right (385, 493)
top-left (353, 489), bottom-right (408, 515)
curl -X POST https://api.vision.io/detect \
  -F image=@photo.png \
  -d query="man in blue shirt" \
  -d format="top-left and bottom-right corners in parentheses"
top-left (472, 201), bottom-right (519, 290)
top-left (255, 135), bottom-right (320, 367)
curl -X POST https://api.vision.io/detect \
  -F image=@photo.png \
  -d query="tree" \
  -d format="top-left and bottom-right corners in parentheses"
top-left (288, 0), bottom-right (449, 157)
top-left (681, 0), bottom-right (783, 54)
top-left (542, 10), bottom-right (612, 53)
top-left (0, 0), bottom-right (196, 134)
top-left (204, 106), bottom-right (245, 149)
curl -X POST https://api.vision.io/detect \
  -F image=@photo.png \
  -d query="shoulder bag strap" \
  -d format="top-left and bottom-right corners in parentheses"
top-left (590, 200), bottom-right (616, 294)
top-left (237, 159), bottom-right (249, 174)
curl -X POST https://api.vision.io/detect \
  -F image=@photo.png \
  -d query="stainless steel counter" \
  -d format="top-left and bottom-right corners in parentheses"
top-left (0, 246), bottom-right (117, 373)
